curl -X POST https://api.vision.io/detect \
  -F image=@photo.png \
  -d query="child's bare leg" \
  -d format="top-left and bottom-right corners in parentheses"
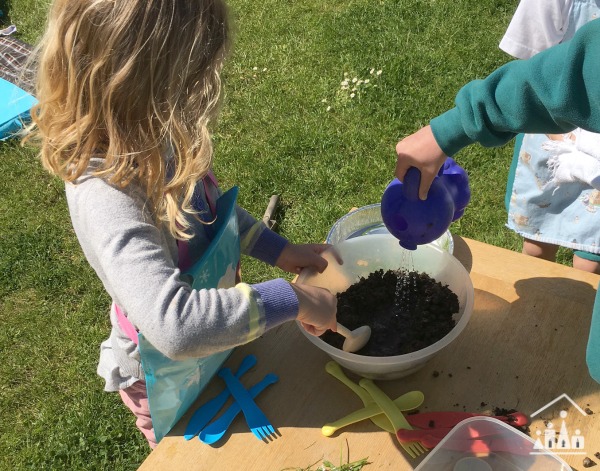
top-left (573, 254), bottom-right (600, 274)
top-left (522, 239), bottom-right (558, 261)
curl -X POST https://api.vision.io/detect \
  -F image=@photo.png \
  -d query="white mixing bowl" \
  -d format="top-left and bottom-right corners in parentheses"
top-left (296, 234), bottom-right (474, 380)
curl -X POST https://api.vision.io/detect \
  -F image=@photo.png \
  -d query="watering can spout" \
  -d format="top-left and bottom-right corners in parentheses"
top-left (399, 240), bottom-right (418, 251)
top-left (381, 158), bottom-right (470, 249)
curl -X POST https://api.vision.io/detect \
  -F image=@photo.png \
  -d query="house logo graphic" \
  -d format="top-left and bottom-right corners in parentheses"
top-left (530, 393), bottom-right (589, 456)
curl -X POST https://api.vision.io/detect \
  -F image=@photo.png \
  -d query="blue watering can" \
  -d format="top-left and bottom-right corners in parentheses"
top-left (380, 157), bottom-right (470, 250)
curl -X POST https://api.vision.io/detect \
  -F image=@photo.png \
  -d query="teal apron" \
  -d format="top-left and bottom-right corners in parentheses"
top-left (118, 185), bottom-right (240, 443)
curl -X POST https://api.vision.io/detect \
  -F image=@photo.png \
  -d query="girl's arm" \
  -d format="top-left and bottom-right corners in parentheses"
top-left (67, 178), bottom-right (335, 361)
top-left (235, 205), bottom-right (330, 274)
top-left (235, 205), bottom-right (288, 266)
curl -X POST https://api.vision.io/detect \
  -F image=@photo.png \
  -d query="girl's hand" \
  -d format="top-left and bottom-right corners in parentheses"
top-left (395, 125), bottom-right (447, 200)
top-left (275, 243), bottom-right (331, 275)
top-left (291, 282), bottom-right (337, 336)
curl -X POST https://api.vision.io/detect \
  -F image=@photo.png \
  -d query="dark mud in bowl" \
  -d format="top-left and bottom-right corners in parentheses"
top-left (296, 234), bottom-right (473, 380)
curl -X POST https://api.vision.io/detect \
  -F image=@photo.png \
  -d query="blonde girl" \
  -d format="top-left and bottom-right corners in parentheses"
top-left (27, 0), bottom-right (337, 448)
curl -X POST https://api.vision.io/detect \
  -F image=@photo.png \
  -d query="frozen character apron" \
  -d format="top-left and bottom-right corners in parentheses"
top-left (116, 181), bottom-right (240, 443)
top-left (506, 1), bottom-right (600, 254)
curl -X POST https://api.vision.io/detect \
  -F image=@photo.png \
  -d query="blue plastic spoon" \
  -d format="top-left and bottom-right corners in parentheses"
top-left (199, 373), bottom-right (279, 445)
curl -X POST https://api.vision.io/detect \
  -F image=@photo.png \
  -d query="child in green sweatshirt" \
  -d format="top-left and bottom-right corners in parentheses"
top-left (393, 18), bottom-right (600, 384)
top-left (395, 19), bottom-right (600, 197)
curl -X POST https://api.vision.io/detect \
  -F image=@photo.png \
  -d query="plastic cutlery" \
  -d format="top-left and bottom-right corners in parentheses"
top-left (184, 354), bottom-right (257, 440)
top-left (322, 391), bottom-right (425, 436)
top-left (199, 373), bottom-right (279, 445)
top-left (324, 361), bottom-right (423, 433)
top-left (336, 322), bottom-right (371, 353)
top-left (325, 361), bottom-right (387, 430)
top-left (359, 378), bottom-right (427, 459)
top-left (218, 367), bottom-right (277, 441)
top-left (325, 361), bottom-right (373, 404)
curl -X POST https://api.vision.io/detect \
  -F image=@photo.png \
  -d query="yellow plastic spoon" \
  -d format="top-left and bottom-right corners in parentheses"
top-left (321, 390), bottom-right (425, 436)
top-left (322, 361), bottom-right (424, 435)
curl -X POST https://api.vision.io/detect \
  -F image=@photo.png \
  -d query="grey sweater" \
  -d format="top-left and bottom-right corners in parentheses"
top-left (66, 165), bottom-right (298, 391)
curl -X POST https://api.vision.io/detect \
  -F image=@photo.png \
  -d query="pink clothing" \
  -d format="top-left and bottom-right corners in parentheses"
top-left (119, 381), bottom-right (156, 449)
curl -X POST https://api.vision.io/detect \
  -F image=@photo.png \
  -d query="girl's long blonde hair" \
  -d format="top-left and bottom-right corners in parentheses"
top-left (26, 0), bottom-right (229, 239)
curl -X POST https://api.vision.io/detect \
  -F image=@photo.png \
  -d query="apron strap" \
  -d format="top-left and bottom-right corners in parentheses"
top-left (114, 303), bottom-right (139, 345)
top-left (116, 171), bottom-right (220, 344)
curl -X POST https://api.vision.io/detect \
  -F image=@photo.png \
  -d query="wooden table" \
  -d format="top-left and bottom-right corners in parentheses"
top-left (139, 237), bottom-right (600, 470)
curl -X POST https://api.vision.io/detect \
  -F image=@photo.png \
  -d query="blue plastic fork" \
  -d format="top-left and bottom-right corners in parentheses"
top-left (218, 367), bottom-right (277, 441)
top-left (199, 373), bottom-right (279, 444)
top-left (184, 354), bottom-right (257, 440)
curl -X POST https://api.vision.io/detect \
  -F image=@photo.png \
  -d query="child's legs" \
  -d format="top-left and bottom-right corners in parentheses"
top-left (522, 238), bottom-right (559, 261)
top-left (573, 250), bottom-right (600, 274)
top-left (119, 380), bottom-right (157, 449)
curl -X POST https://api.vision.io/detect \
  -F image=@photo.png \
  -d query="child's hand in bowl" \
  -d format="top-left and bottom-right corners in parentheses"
top-left (276, 243), bottom-right (332, 275)
top-left (291, 282), bottom-right (337, 337)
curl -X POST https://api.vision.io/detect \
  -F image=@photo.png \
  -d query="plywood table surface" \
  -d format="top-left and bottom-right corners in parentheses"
top-left (139, 237), bottom-right (600, 470)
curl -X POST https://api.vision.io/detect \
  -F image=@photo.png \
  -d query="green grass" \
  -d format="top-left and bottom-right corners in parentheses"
top-left (0, 0), bottom-right (563, 469)
top-left (282, 456), bottom-right (370, 471)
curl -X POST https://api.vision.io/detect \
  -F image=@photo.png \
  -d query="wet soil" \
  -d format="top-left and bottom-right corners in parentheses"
top-left (320, 269), bottom-right (459, 356)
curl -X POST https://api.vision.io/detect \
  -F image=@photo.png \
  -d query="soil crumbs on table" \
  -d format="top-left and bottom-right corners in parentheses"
top-left (321, 269), bottom-right (459, 356)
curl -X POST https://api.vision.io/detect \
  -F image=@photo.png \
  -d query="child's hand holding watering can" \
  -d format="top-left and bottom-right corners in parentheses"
top-left (394, 125), bottom-right (448, 200)
top-left (382, 125), bottom-right (470, 250)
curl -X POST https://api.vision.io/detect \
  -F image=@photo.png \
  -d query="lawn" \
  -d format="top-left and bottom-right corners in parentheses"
top-left (0, 0), bottom-right (550, 469)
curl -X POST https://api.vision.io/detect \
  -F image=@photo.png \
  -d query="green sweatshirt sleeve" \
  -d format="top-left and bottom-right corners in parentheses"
top-left (431, 19), bottom-right (600, 157)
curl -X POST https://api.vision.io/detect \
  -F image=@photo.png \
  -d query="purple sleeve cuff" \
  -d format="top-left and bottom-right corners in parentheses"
top-left (249, 228), bottom-right (288, 266)
top-left (252, 278), bottom-right (299, 330)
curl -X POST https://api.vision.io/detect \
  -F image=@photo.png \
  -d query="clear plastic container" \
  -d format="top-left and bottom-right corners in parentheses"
top-left (296, 233), bottom-right (473, 380)
top-left (415, 417), bottom-right (572, 471)
top-left (325, 203), bottom-right (454, 254)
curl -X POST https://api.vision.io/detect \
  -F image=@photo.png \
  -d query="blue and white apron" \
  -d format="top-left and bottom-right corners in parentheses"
top-left (507, 133), bottom-right (600, 254)
top-left (116, 179), bottom-right (240, 443)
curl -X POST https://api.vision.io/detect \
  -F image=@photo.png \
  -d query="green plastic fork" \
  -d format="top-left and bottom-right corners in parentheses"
top-left (359, 378), bottom-right (428, 459)
top-left (324, 361), bottom-right (424, 434)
